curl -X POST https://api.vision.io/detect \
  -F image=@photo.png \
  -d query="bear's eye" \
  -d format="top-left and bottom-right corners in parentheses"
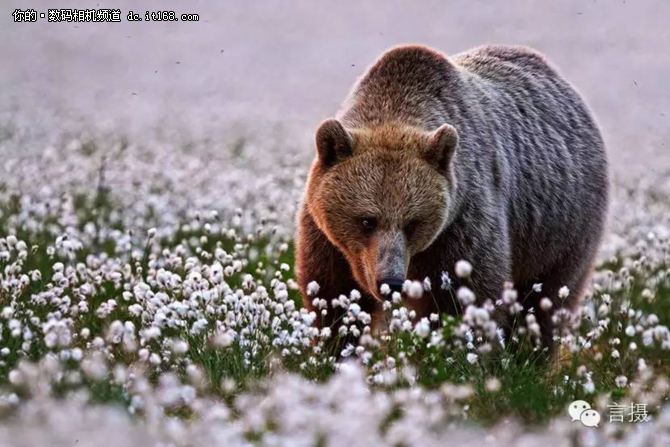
top-left (359, 217), bottom-right (378, 234)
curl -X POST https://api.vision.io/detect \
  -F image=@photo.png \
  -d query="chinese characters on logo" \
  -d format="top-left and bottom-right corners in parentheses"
top-left (607, 403), bottom-right (651, 423)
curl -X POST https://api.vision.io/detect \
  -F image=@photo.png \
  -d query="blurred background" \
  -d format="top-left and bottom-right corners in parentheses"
top-left (2, 0), bottom-right (669, 175)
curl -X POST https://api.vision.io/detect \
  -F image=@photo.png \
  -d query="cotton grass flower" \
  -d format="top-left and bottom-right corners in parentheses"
top-left (403, 280), bottom-right (424, 299)
top-left (615, 375), bottom-right (629, 387)
top-left (440, 271), bottom-right (452, 290)
top-left (306, 281), bottom-right (320, 296)
top-left (414, 318), bottom-right (431, 338)
top-left (455, 260), bottom-right (473, 278)
top-left (457, 287), bottom-right (476, 306)
top-left (539, 297), bottom-right (553, 311)
top-left (485, 377), bottom-right (501, 392)
top-left (379, 283), bottom-right (391, 296)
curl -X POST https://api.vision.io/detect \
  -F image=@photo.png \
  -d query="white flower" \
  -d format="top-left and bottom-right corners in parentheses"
top-left (340, 344), bottom-right (355, 358)
top-left (539, 297), bottom-right (553, 311)
top-left (8, 370), bottom-right (23, 386)
top-left (485, 377), bottom-right (501, 392)
top-left (440, 271), bottom-right (452, 290)
top-left (598, 303), bottom-right (610, 317)
top-left (532, 283), bottom-right (543, 293)
top-left (466, 353), bottom-right (478, 364)
top-left (358, 312), bottom-right (372, 325)
top-left (306, 281), bottom-right (320, 296)
top-left (1, 307), bottom-right (15, 319)
top-left (71, 348), bottom-right (83, 362)
top-left (641, 288), bottom-right (655, 301)
top-left (528, 323), bottom-right (541, 337)
top-left (171, 339), bottom-right (189, 355)
top-left (6, 235), bottom-right (17, 248)
top-left (638, 359), bottom-right (647, 371)
top-left (212, 330), bottom-right (236, 348)
top-left (423, 277), bottom-right (432, 291)
top-left (455, 260), bottom-right (473, 278)
top-left (502, 289), bottom-right (517, 304)
top-left (414, 318), bottom-right (431, 338)
top-left (379, 283), bottom-right (391, 296)
top-left (404, 280), bottom-right (424, 299)
top-left (457, 287), bottom-right (476, 306)
top-left (558, 286), bottom-right (570, 299)
top-left (583, 380), bottom-right (595, 394)
top-left (625, 325), bottom-right (636, 337)
top-left (615, 375), bottom-right (628, 387)
top-left (129, 304), bottom-right (143, 317)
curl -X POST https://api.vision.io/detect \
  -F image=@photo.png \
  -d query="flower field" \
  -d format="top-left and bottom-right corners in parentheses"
top-left (0, 128), bottom-right (668, 446)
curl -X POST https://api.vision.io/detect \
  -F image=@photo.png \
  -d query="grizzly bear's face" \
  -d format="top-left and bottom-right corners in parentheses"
top-left (306, 119), bottom-right (459, 300)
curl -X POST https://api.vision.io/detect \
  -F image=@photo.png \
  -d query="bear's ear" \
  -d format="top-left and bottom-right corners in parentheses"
top-left (422, 123), bottom-right (459, 172)
top-left (315, 119), bottom-right (354, 168)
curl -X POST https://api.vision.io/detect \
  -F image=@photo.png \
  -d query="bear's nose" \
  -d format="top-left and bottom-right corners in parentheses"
top-left (378, 277), bottom-right (405, 297)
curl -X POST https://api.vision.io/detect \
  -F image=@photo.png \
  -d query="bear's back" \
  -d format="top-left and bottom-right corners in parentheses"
top-left (339, 45), bottom-right (461, 129)
top-left (339, 44), bottom-right (573, 132)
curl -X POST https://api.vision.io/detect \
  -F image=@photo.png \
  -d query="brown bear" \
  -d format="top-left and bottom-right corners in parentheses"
top-left (296, 44), bottom-right (609, 349)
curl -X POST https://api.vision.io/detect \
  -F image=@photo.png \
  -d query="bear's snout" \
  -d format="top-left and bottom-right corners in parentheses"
top-left (373, 230), bottom-right (408, 295)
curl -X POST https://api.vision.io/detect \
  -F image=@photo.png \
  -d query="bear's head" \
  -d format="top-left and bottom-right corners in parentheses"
top-left (306, 118), bottom-right (459, 300)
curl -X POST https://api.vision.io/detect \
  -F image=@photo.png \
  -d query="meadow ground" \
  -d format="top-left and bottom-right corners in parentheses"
top-left (0, 128), bottom-right (668, 446)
